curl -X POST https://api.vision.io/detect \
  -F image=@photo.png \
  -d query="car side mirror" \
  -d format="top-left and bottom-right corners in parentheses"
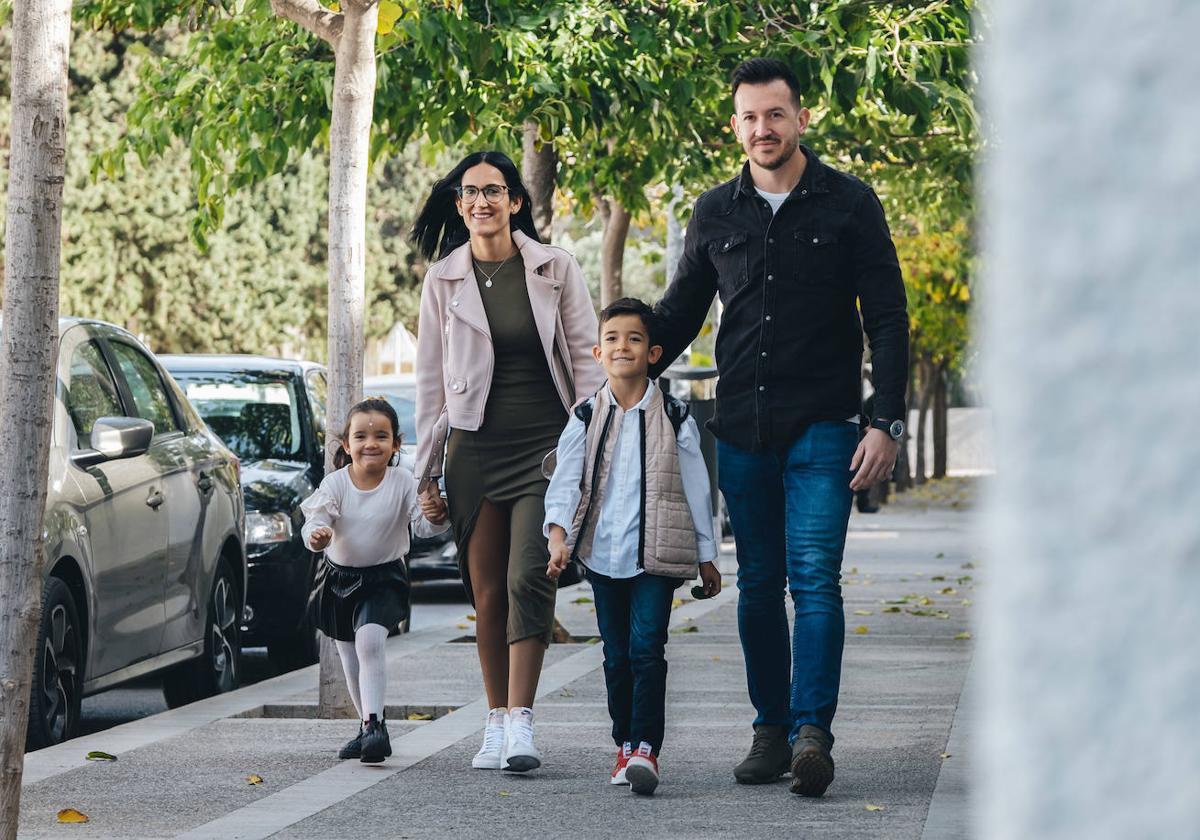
top-left (73, 417), bottom-right (155, 467)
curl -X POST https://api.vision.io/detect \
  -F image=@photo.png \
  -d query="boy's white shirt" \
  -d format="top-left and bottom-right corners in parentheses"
top-left (543, 378), bottom-right (718, 579)
top-left (300, 464), bottom-right (449, 567)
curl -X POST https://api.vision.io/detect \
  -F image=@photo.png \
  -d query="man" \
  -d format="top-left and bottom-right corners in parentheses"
top-left (651, 58), bottom-right (908, 797)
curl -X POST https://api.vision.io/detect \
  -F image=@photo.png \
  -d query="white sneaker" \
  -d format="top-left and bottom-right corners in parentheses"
top-left (472, 708), bottom-right (507, 769)
top-left (502, 706), bottom-right (541, 772)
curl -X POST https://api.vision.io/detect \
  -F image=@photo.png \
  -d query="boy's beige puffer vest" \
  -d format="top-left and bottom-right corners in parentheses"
top-left (567, 385), bottom-right (699, 580)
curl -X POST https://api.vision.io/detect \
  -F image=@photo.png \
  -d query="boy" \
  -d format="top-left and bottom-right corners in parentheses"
top-left (545, 297), bottom-right (721, 796)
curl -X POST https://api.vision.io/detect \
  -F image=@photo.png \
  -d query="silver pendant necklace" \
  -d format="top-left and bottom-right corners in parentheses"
top-left (473, 252), bottom-right (514, 288)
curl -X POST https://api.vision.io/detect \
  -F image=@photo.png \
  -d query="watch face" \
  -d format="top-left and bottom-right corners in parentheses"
top-left (889, 420), bottom-right (905, 440)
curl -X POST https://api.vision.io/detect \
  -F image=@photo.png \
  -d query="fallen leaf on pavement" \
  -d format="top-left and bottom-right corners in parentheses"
top-left (85, 750), bottom-right (117, 762)
top-left (673, 625), bottom-right (700, 634)
top-left (571, 596), bottom-right (593, 604)
top-left (961, 599), bottom-right (973, 607)
top-left (853, 610), bottom-right (872, 616)
top-left (853, 625), bottom-right (869, 635)
top-left (498, 790), bottom-right (510, 797)
top-left (961, 561), bottom-right (975, 569)
top-left (954, 631), bottom-right (972, 640)
top-left (849, 567), bottom-right (859, 575)
top-left (456, 624), bottom-right (469, 629)
top-left (467, 614), bottom-right (476, 621)
top-left (941, 753), bottom-right (952, 759)
top-left (407, 712), bottom-right (433, 721)
top-left (939, 587), bottom-right (956, 595)
top-left (246, 775), bottom-right (264, 786)
top-left (865, 804), bottom-right (885, 812)
top-left (917, 596), bottom-right (934, 606)
top-left (936, 552), bottom-right (945, 558)
top-left (712, 656), bottom-right (721, 661)
top-left (930, 575), bottom-right (946, 582)
top-left (881, 606), bottom-right (901, 613)
top-left (57, 809), bottom-right (89, 823)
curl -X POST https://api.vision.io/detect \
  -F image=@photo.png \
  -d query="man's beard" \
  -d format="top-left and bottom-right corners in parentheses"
top-left (751, 138), bottom-right (798, 171)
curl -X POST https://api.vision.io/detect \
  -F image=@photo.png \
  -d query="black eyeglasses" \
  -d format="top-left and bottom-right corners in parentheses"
top-left (455, 184), bottom-right (510, 204)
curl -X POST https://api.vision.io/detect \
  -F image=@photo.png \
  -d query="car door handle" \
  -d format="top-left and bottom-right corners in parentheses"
top-left (146, 489), bottom-right (165, 509)
top-left (197, 472), bottom-right (214, 493)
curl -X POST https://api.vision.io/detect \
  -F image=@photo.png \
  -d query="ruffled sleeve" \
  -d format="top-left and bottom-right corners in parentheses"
top-left (300, 484), bottom-right (341, 550)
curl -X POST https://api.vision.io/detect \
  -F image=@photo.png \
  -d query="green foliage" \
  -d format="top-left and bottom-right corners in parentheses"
top-left (894, 219), bottom-right (973, 372)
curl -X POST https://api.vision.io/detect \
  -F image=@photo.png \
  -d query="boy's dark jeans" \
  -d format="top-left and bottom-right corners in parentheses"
top-left (587, 568), bottom-right (680, 754)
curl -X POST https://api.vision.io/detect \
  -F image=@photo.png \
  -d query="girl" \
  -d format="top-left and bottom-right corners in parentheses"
top-left (301, 397), bottom-right (449, 763)
top-left (412, 151), bottom-right (604, 772)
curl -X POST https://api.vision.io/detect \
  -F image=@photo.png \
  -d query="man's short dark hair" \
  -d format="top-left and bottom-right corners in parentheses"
top-left (731, 58), bottom-right (802, 110)
top-left (599, 297), bottom-right (657, 343)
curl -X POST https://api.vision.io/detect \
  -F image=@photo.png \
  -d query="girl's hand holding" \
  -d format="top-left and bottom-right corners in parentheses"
top-left (420, 490), bottom-right (448, 525)
top-left (309, 526), bottom-right (333, 551)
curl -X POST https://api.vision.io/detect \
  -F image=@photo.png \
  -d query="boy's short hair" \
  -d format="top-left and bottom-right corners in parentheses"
top-left (599, 297), bottom-right (657, 343)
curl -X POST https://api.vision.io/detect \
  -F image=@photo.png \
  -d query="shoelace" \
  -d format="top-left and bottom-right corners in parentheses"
top-left (746, 731), bottom-right (776, 759)
top-left (480, 719), bottom-right (506, 753)
top-left (508, 716), bottom-right (535, 744)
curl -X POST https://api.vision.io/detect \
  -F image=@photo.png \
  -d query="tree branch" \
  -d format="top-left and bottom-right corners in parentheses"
top-left (270, 0), bottom-right (344, 44)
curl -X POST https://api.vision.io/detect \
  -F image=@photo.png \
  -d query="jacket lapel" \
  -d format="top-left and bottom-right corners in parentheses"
top-left (438, 241), bottom-right (491, 338)
top-left (514, 230), bottom-right (564, 361)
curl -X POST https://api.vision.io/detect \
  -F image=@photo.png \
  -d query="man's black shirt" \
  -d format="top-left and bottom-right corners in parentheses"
top-left (652, 146), bottom-right (909, 453)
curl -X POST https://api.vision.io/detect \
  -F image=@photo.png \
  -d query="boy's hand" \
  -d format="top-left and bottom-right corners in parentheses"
top-left (308, 526), bottom-right (333, 552)
top-left (546, 524), bottom-right (570, 579)
top-left (698, 561), bottom-right (722, 598)
top-left (420, 489), bottom-right (448, 525)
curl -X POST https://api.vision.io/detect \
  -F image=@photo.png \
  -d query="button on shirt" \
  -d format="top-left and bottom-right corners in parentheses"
top-left (543, 381), bottom-right (718, 579)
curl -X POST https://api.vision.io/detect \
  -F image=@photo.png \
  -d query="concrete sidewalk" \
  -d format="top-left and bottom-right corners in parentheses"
top-left (19, 491), bottom-right (979, 840)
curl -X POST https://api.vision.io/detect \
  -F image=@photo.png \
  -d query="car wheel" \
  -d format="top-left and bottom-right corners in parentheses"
top-left (26, 577), bottom-right (84, 750)
top-left (163, 558), bottom-right (241, 708)
top-left (267, 613), bottom-right (320, 672)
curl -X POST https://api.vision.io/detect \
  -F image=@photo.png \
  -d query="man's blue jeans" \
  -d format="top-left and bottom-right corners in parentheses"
top-left (587, 569), bottom-right (680, 754)
top-left (718, 422), bottom-right (858, 745)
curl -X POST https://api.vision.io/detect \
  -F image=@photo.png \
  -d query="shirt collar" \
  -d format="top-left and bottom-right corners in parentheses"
top-left (732, 144), bottom-right (827, 201)
top-left (604, 378), bottom-right (656, 412)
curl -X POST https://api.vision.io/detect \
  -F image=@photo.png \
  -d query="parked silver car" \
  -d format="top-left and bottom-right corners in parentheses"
top-left (27, 319), bottom-right (246, 749)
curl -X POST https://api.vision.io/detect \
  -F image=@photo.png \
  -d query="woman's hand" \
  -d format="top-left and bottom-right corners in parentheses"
top-left (308, 526), bottom-right (333, 552)
top-left (420, 489), bottom-right (449, 525)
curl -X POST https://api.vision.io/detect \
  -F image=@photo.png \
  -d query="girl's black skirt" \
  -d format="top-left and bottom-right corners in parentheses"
top-left (309, 556), bottom-right (410, 642)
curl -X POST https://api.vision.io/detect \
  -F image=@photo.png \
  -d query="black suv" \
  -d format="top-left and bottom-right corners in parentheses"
top-left (161, 356), bottom-right (357, 670)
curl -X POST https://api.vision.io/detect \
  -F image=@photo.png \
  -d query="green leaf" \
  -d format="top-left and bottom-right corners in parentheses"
top-left (85, 750), bottom-right (117, 761)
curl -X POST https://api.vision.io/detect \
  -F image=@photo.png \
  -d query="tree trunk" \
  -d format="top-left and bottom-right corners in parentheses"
top-left (598, 198), bottom-right (631, 308)
top-left (0, 0), bottom-right (71, 835)
top-left (893, 338), bottom-right (917, 492)
top-left (932, 362), bottom-right (949, 480)
top-left (914, 357), bottom-right (936, 486)
top-left (311, 0), bottom-right (378, 721)
top-left (522, 120), bottom-right (555, 243)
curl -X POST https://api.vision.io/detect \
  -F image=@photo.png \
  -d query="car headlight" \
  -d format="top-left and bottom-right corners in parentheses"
top-left (245, 511), bottom-right (293, 545)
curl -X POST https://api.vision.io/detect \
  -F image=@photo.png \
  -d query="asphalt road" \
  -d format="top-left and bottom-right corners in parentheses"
top-left (71, 581), bottom-right (473, 741)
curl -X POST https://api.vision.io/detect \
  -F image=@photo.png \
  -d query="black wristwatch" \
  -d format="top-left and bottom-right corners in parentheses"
top-left (870, 417), bottom-right (905, 440)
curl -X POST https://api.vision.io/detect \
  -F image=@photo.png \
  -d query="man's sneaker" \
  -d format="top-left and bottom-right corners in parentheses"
top-left (472, 708), bottom-right (508, 769)
top-left (624, 742), bottom-right (660, 796)
top-left (337, 724), bottom-right (363, 760)
top-left (789, 724), bottom-right (835, 797)
top-left (733, 724), bottom-right (791, 784)
top-left (502, 707), bottom-right (541, 772)
top-left (360, 715), bottom-right (391, 764)
top-left (610, 742), bottom-right (633, 785)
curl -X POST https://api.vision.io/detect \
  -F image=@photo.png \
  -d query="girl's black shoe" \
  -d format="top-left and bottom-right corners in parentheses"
top-left (360, 715), bottom-right (391, 763)
top-left (338, 724), bottom-right (364, 760)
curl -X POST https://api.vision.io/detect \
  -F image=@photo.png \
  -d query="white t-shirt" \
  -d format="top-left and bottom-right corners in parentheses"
top-left (755, 186), bottom-right (791, 215)
top-left (300, 465), bottom-right (448, 568)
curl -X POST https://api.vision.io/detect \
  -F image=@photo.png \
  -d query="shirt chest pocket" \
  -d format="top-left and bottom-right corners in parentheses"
top-left (794, 228), bottom-right (841, 288)
top-left (707, 231), bottom-right (750, 299)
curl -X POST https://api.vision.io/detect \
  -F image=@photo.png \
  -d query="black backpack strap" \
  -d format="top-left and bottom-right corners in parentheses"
top-left (574, 395), bottom-right (597, 429)
top-left (662, 394), bottom-right (690, 435)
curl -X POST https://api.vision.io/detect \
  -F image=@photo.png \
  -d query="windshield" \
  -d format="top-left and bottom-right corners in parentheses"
top-left (173, 371), bottom-right (304, 462)
top-left (367, 384), bottom-right (417, 445)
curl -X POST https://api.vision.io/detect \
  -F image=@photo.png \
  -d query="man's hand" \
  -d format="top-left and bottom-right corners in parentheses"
top-left (849, 428), bottom-right (898, 491)
top-left (420, 489), bottom-right (449, 525)
top-left (698, 561), bottom-right (722, 598)
top-left (308, 526), bottom-right (333, 552)
top-left (546, 524), bottom-right (570, 579)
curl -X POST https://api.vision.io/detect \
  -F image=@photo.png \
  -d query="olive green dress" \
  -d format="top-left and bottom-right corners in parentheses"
top-left (444, 254), bottom-right (567, 645)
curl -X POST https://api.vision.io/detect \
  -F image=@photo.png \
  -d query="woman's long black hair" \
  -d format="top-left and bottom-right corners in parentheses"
top-left (410, 150), bottom-right (542, 261)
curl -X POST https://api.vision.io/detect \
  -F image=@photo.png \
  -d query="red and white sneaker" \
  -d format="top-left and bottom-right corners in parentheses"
top-left (625, 741), bottom-right (660, 795)
top-left (610, 742), bottom-right (633, 785)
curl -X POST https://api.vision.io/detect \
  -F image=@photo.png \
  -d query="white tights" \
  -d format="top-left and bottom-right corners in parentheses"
top-left (335, 623), bottom-right (389, 722)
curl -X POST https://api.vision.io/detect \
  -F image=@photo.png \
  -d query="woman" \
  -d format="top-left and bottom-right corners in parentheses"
top-left (412, 151), bottom-right (604, 773)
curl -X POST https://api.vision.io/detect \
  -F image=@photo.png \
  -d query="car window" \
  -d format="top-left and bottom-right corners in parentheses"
top-left (370, 386), bottom-right (417, 443)
top-left (108, 341), bottom-right (182, 436)
top-left (65, 341), bottom-right (125, 449)
top-left (306, 370), bottom-right (327, 447)
top-left (173, 372), bottom-right (304, 463)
